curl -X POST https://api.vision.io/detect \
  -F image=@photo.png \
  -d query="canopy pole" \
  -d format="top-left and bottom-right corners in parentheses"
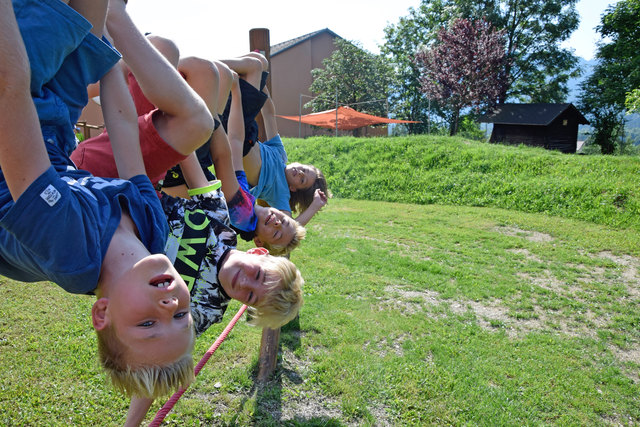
top-left (298, 94), bottom-right (302, 138)
top-left (335, 89), bottom-right (338, 137)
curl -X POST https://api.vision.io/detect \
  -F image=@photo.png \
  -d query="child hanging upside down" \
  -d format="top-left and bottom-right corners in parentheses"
top-left (222, 53), bottom-right (330, 222)
top-left (0, 0), bottom-right (303, 405)
top-left (161, 54), bottom-right (329, 255)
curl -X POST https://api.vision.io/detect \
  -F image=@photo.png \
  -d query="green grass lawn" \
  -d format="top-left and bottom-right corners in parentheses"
top-left (2, 197), bottom-right (639, 425)
top-left (2, 135), bottom-right (639, 425)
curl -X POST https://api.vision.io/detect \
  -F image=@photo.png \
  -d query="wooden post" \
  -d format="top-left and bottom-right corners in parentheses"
top-left (249, 28), bottom-right (271, 144)
top-left (256, 327), bottom-right (280, 382)
top-left (250, 28), bottom-right (280, 383)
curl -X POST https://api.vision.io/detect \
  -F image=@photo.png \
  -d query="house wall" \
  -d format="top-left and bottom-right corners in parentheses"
top-left (271, 32), bottom-right (338, 138)
top-left (546, 111), bottom-right (579, 153)
top-left (77, 98), bottom-right (104, 140)
top-left (491, 124), bottom-right (547, 148)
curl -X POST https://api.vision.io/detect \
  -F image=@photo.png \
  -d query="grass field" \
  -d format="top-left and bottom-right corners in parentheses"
top-left (1, 136), bottom-right (639, 425)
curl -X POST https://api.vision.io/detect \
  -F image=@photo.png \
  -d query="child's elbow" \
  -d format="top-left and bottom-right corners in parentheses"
top-left (192, 105), bottom-right (215, 142)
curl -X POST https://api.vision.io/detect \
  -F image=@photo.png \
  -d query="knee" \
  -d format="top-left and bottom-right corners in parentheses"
top-left (179, 56), bottom-right (219, 86)
top-left (245, 52), bottom-right (269, 71)
top-left (214, 61), bottom-right (233, 97)
top-left (147, 35), bottom-right (180, 68)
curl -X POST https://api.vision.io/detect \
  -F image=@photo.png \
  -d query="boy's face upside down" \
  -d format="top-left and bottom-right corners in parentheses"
top-left (95, 253), bottom-right (194, 367)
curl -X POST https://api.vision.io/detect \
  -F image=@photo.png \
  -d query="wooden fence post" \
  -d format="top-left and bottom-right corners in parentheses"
top-left (249, 28), bottom-right (280, 383)
top-left (249, 28), bottom-right (271, 144)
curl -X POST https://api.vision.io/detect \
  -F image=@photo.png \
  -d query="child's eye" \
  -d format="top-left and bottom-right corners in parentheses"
top-left (174, 312), bottom-right (187, 319)
top-left (138, 320), bottom-right (155, 327)
top-left (255, 269), bottom-right (261, 281)
top-left (248, 292), bottom-right (254, 304)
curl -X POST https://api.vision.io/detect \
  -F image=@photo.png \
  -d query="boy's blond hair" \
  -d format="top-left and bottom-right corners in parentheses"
top-left (260, 221), bottom-right (307, 256)
top-left (248, 255), bottom-right (304, 329)
top-left (96, 325), bottom-right (196, 398)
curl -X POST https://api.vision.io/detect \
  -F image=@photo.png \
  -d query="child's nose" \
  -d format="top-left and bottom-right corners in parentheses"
top-left (159, 297), bottom-right (178, 309)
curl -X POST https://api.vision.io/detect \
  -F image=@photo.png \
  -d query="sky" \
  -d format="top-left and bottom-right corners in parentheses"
top-left (127, 0), bottom-right (621, 63)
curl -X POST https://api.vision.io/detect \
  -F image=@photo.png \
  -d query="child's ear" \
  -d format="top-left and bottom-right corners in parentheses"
top-left (253, 236), bottom-right (264, 248)
top-left (289, 185), bottom-right (296, 192)
top-left (247, 247), bottom-right (269, 256)
top-left (91, 298), bottom-right (110, 330)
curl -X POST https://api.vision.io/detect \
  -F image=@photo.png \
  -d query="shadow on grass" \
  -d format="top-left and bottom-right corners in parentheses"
top-left (234, 317), bottom-right (345, 425)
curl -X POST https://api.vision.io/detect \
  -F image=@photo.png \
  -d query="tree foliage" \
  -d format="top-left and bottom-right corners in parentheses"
top-left (382, 0), bottom-right (580, 133)
top-left (307, 38), bottom-right (393, 123)
top-left (414, 17), bottom-right (507, 135)
top-left (578, 0), bottom-right (640, 154)
top-left (626, 89), bottom-right (640, 114)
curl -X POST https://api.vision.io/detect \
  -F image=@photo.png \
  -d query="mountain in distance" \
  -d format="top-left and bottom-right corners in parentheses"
top-left (566, 57), bottom-right (597, 104)
top-left (567, 57), bottom-right (639, 145)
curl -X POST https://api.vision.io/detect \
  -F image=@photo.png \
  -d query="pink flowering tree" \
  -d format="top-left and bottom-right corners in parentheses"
top-left (414, 18), bottom-right (508, 136)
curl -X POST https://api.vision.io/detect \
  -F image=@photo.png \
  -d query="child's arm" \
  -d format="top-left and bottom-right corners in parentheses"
top-left (0, 0), bottom-right (51, 201)
top-left (206, 69), bottom-right (241, 200)
top-left (260, 87), bottom-right (278, 142)
top-left (178, 152), bottom-right (211, 191)
top-left (100, 60), bottom-right (145, 179)
top-left (292, 189), bottom-right (328, 226)
top-left (227, 72), bottom-right (246, 172)
top-left (123, 396), bottom-right (154, 427)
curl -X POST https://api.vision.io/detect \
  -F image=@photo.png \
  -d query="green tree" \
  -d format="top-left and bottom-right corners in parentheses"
top-left (382, 0), bottom-right (580, 132)
top-left (307, 38), bottom-right (393, 135)
top-left (579, 0), bottom-right (640, 154)
top-left (626, 89), bottom-right (640, 114)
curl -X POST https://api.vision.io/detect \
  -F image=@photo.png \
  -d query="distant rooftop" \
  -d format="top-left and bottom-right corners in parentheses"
top-left (479, 103), bottom-right (589, 126)
top-left (271, 28), bottom-right (342, 57)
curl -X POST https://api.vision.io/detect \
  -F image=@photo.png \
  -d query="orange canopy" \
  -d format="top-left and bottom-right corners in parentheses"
top-left (277, 106), bottom-right (420, 130)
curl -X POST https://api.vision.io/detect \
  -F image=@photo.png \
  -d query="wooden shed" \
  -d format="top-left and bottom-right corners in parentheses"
top-left (480, 103), bottom-right (589, 153)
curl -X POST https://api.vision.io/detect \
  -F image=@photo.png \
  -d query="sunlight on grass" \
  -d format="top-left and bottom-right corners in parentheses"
top-left (2, 196), bottom-right (639, 425)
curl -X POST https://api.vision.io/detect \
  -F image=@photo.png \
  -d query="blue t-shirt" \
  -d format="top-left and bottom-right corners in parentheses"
top-left (15, 0), bottom-right (122, 158)
top-left (0, 166), bottom-right (168, 294)
top-left (250, 135), bottom-right (290, 212)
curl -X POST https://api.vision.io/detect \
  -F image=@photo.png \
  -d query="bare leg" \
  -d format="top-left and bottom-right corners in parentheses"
top-left (219, 54), bottom-right (266, 90)
top-left (105, 1), bottom-right (213, 156)
top-left (214, 60), bottom-right (234, 115)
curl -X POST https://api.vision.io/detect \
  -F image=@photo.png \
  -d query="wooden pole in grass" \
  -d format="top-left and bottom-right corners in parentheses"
top-left (249, 28), bottom-right (279, 383)
top-left (249, 28), bottom-right (271, 144)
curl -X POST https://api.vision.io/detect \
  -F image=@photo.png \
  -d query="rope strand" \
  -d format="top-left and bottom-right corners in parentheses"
top-left (149, 304), bottom-right (248, 427)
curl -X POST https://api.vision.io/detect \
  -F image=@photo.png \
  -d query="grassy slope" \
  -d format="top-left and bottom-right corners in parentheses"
top-left (286, 135), bottom-right (640, 231)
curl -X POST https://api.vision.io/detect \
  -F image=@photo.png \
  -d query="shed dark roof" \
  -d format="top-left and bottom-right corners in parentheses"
top-left (271, 28), bottom-right (342, 57)
top-left (480, 103), bottom-right (589, 126)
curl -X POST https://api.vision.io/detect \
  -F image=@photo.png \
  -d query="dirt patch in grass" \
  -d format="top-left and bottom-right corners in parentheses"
top-left (494, 226), bottom-right (554, 242)
top-left (507, 248), bottom-right (544, 263)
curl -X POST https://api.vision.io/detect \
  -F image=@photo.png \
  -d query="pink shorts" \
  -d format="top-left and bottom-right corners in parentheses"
top-left (70, 109), bottom-right (186, 188)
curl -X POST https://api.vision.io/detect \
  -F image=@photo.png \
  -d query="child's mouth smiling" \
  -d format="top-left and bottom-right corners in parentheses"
top-left (149, 274), bottom-right (174, 290)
